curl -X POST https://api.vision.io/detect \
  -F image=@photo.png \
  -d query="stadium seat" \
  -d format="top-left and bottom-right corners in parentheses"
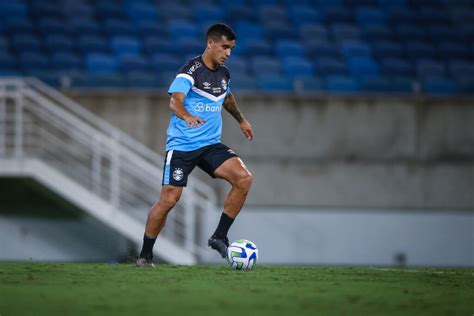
top-left (70, 18), bottom-right (101, 36)
top-left (19, 52), bottom-right (50, 71)
top-left (12, 34), bottom-right (41, 52)
top-left (355, 7), bottom-right (386, 27)
top-left (0, 2), bottom-right (28, 19)
top-left (314, 57), bottom-right (347, 76)
top-left (380, 58), bottom-right (413, 76)
top-left (372, 41), bottom-right (405, 59)
top-left (362, 25), bottom-right (394, 41)
top-left (347, 57), bottom-right (379, 77)
top-left (225, 75), bottom-right (257, 92)
top-left (4, 19), bottom-right (35, 33)
top-left (415, 59), bottom-right (446, 79)
top-left (257, 4), bottom-right (288, 21)
top-left (111, 36), bottom-right (141, 57)
top-left (325, 76), bottom-right (360, 93)
top-left (299, 24), bottom-right (329, 41)
top-left (378, 0), bottom-right (407, 8)
top-left (447, 60), bottom-right (474, 79)
top-left (29, 2), bottom-right (62, 18)
top-left (62, 3), bottom-right (93, 18)
top-left (387, 8), bottom-right (417, 24)
top-left (305, 40), bottom-right (340, 58)
top-left (0, 52), bottom-right (17, 71)
top-left (263, 22), bottom-right (296, 40)
top-left (331, 24), bottom-right (362, 41)
top-left (86, 54), bottom-right (118, 74)
top-left (243, 39), bottom-right (272, 56)
top-left (51, 52), bottom-right (82, 71)
top-left (44, 35), bottom-right (75, 53)
top-left (126, 71), bottom-right (161, 89)
top-left (167, 20), bottom-right (199, 39)
top-left (103, 19), bottom-right (134, 37)
top-left (118, 55), bottom-right (148, 72)
top-left (294, 76), bottom-right (323, 93)
top-left (290, 6), bottom-right (322, 26)
top-left (404, 41), bottom-right (436, 59)
top-left (359, 76), bottom-right (392, 93)
top-left (173, 37), bottom-right (203, 56)
top-left (281, 57), bottom-right (314, 78)
top-left (134, 21), bottom-right (167, 38)
top-left (38, 18), bottom-right (72, 35)
top-left (95, 2), bottom-right (127, 20)
top-left (150, 53), bottom-right (182, 72)
top-left (275, 40), bottom-right (305, 58)
top-left (225, 56), bottom-right (249, 76)
top-left (423, 77), bottom-right (458, 94)
top-left (158, 5), bottom-right (193, 21)
top-left (126, 3), bottom-right (158, 23)
top-left (340, 40), bottom-right (372, 58)
top-left (390, 76), bottom-right (414, 93)
top-left (257, 76), bottom-right (294, 93)
top-left (437, 42), bottom-right (470, 59)
top-left (395, 24), bottom-right (427, 41)
top-left (235, 22), bottom-right (264, 41)
top-left (251, 57), bottom-right (281, 76)
top-left (78, 36), bottom-right (110, 55)
top-left (226, 5), bottom-right (256, 22)
top-left (324, 7), bottom-right (353, 23)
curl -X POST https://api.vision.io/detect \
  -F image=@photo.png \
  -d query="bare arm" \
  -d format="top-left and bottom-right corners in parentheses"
top-left (170, 92), bottom-right (204, 128)
top-left (223, 92), bottom-right (254, 140)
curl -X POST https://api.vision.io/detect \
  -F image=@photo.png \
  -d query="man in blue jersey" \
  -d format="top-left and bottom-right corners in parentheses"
top-left (137, 24), bottom-right (254, 267)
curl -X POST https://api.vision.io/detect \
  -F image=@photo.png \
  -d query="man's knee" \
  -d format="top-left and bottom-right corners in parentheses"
top-left (158, 187), bottom-right (182, 211)
top-left (234, 170), bottom-right (253, 191)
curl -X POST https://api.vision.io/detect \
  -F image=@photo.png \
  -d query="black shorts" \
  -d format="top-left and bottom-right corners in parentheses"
top-left (162, 143), bottom-right (238, 187)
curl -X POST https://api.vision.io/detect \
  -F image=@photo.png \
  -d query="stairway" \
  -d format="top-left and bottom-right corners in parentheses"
top-left (0, 78), bottom-right (217, 264)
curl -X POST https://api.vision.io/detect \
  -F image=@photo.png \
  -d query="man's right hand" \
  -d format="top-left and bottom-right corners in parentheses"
top-left (183, 114), bottom-right (205, 128)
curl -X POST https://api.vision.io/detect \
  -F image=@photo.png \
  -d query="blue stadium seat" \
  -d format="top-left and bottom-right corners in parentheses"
top-left (305, 39), bottom-right (339, 58)
top-left (437, 42), bottom-right (470, 59)
top-left (0, 52), bottom-right (17, 71)
top-left (362, 25), bottom-right (394, 41)
top-left (150, 53), bottom-right (182, 72)
top-left (243, 39), bottom-right (272, 56)
top-left (95, 2), bottom-right (127, 20)
top-left (29, 2), bottom-right (62, 18)
top-left (51, 52), bottom-right (82, 70)
top-left (226, 5), bottom-right (256, 22)
top-left (323, 7), bottom-right (353, 23)
top-left (126, 71), bottom-right (160, 89)
top-left (86, 54), bottom-right (118, 73)
top-left (78, 35), bottom-right (109, 54)
top-left (281, 57), bottom-right (314, 78)
top-left (325, 76), bottom-right (360, 93)
top-left (455, 24), bottom-right (474, 41)
top-left (258, 76), bottom-right (294, 93)
top-left (331, 24), bottom-right (362, 41)
top-left (143, 36), bottom-right (172, 55)
top-left (235, 22), bottom-right (264, 41)
top-left (380, 58), bottom-right (413, 76)
top-left (315, 57), bottom-right (347, 76)
top-left (347, 57), bottom-right (379, 77)
top-left (377, 0), bottom-right (407, 8)
top-left (0, 2), bottom-right (28, 19)
top-left (294, 76), bottom-right (323, 93)
top-left (44, 35), bottom-right (75, 53)
top-left (0, 37), bottom-right (9, 50)
top-left (418, 7), bottom-right (450, 25)
top-left (62, 3), bottom-right (93, 18)
top-left (174, 37), bottom-right (202, 56)
top-left (19, 52), bottom-right (50, 71)
top-left (12, 34), bottom-right (41, 51)
top-left (126, 3), bottom-right (158, 23)
top-left (263, 22), bottom-right (296, 40)
top-left (225, 57), bottom-right (249, 76)
top-left (290, 6), bottom-right (322, 26)
top-left (372, 41), bottom-right (404, 59)
top-left (395, 24), bottom-right (427, 41)
top-left (359, 76), bottom-right (392, 93)
top-left (275, 40), bottom-right (305, 58)
top-left (404, 41), bottom-right (436, 59)
top-left (91, 73), bottom-right (127, 88)
top-left (340, 40), bottom-right (372, 58)
top-left (38, 18), bottom-right (72, 35)
top-left (314, 0), bottom-right (343, 8)
top-left (427, 25), bottom-right (459, 42)
top-left (251, 57), bottom-right (281, 76)
top-left (355, 7), bottom-right (386, 27)
top-left (416, 59), bottom-right (446, 79)
top-left (70, 18), bottom-right (101, 36)
top-left (103, 19), bottom-right (134, 37)
top-left (257, 4), bottom-right (288, 21)
top-left (448, 60), bottom-right (474, 79)
top-left (4, 19), bottom-right (34, 33)
top-left (167, 20), bottom-right (198, 39)
top-left (423, 77), bottom-right (458, 94)
top-left (158, 5), bottom-right (193, 21)
top-left (194, 5), bottom-right (225, 22)
top-left (227, 74), bottom-right (257, 92)
top-left (119, 55), bottom-right (148, 72)
top-left (111, 36), bottom-right (141, 57)
top-left (390, 76), bottom-right (414, 93)
top-left (298, 24), bottom-right (328, 41)
top-left (387, 8), bottom-right (417, 24)
top-left (134, 21), bottom-right (166, 38)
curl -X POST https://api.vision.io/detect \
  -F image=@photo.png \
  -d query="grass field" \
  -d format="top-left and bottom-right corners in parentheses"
top-left (0, 263), bottom-right (472, 316)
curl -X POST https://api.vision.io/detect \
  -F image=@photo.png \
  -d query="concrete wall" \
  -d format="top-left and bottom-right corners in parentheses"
top-left (69, 92), bottom-right (474, 209)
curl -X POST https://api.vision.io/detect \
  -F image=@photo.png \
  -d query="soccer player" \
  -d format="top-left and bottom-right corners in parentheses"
top-left (136, 24), bottom-right (254, 267)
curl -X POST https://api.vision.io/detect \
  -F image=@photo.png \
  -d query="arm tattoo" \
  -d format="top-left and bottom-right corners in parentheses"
top-left (223, 93), bottom-right (244, 123)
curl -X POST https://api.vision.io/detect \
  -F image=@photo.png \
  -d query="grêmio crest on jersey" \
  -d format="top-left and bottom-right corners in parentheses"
top-left (177, 55), bottom-right (230, 100)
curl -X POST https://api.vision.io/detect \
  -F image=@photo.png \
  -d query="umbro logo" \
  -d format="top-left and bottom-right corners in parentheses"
top-left (203, 82), bottom-right (211, 90)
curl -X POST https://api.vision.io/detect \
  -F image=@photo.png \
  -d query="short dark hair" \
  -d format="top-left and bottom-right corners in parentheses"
top-left (206, 23), bottom-right (236, 42)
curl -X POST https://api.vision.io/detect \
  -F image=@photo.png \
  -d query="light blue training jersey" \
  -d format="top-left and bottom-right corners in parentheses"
top-left (166, 55), bottom-right (231, 151)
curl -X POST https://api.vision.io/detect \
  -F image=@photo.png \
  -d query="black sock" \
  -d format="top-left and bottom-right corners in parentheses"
top-left (212, 213), bottom-right (235, 239)
top-left (139, 234), bottom-right (156, 260)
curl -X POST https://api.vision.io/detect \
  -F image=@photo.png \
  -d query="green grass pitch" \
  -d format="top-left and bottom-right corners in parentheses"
top-left (0, 263), bottom-right (472, 316)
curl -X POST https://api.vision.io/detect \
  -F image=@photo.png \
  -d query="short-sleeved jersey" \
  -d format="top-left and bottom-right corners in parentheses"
top-left (166, 55), bottom-right (231, 151)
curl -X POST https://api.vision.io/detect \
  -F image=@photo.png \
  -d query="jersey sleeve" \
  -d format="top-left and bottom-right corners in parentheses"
top-left (168, 60), bottom-right (200, 95)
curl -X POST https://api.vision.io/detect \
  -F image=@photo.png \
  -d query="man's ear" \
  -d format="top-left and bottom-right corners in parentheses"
top-left (207, 38), bottom-right (213, 49)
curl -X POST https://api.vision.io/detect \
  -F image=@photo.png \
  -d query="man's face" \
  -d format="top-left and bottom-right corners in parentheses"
top-left (208, 36), bottom-right (235, 65)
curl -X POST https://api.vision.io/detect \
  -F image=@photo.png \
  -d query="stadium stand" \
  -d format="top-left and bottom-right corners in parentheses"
top-left (0, 0), bottom-right (473, 94)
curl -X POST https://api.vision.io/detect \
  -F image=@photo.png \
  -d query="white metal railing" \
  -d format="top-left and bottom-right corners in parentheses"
top-left (0, 77), bottom-right (217, 263)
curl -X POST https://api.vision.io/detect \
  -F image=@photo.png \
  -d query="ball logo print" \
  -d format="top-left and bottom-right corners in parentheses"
top-left (172, 168), bottom-right (184, 181)
top-left (193, 102), bottom-right (222, 113)
top-left (226, 239), bottom-right (258, 270)
top-left (193, 102), bottom-right (205, 112)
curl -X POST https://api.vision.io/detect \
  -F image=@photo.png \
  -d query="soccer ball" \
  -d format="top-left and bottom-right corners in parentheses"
top-left (226, 239), bottom-right (258, 270)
